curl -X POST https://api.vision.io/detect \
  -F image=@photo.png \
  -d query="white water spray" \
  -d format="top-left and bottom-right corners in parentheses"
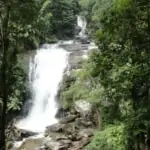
top-left (16, 44), bottom-right (68, 132)
top-left (77, 16), bottom-right (87, 37)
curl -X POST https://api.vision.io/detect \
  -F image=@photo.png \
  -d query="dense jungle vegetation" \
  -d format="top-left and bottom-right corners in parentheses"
top-left (61, 0), bottom-right (150, 149)
top-left (0, 0), bottom-right (79, 149)
top-left (1, 0), bottom-right (150, 150)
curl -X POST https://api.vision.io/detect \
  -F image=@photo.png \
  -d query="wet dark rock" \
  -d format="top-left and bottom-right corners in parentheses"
top-left (59, 115), bottom-right (76, 124)
top-left (81, 120), bottom-right (93, 127)
top-left (46, 123), bottom-right (65, 133)
top-left (79, 129), bottom-right (94, 138)
top-left (55, 108), bottom-right (69, 119)
top-left (63, 123), bottom-right (79, 135)
top-left (55, 135), bottom-right (68, 141)
top-left (60, 139), bottom-right (72, 145)
top-left (80, 37), bottom-right (90, 44)
top-left (75, 35), bottom-right (90, 44)
top-left (44, 139), bottom-right (70, 150)
top-left (75, 117), bottom-right (93, 127)
top-left (68, 133), bottom-right (82, 141)
top-left (45, 132), bottom-right (67, 140)
top-left (20, 129), bottom-right (38, 138)
top-left (71, 137), bottom-right (92, 150)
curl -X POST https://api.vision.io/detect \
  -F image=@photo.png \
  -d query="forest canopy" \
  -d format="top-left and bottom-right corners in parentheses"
top-left (1, 0), bottom-right (150, 149)
top-left (63, 0), bottom-right (150, 149)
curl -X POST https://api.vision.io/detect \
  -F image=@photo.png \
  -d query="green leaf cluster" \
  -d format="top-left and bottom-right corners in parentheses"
top-left (86, 124), bottom-right (127, 150)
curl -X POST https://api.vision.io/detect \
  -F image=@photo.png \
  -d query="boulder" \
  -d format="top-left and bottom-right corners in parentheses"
top-left (80, 118), bottom-right (93, 127)
top-left (45, 123), bottom-right (65, 133)
top-left (67, 131), bottom-right (83, 142)
top-left (59, 139), bottom-right (72, 145)
top-left (80, 37), bottom-right (90, 44)
top-left (67, 129), bottom-right (93, 142)
top-left (17, 137), bottom-right (44, 150)
top-left (78, 129), bottom-right (94, 138)
top-left (45, 132), bottom-right (69, 141)
top-left (55, 135), bottom-right (68, 141)
top-left (63, 122), bottom-right (80, 135)
top-left (68, 137), bottom-right (92, 150)
top-left (75, 117), bottom-right (93, 128)
top-left (44, 139), bottom-right (70, 150)
top-left (75, 36), bottom-right (90, 44)
top-left (75, 100), bottom-right (92, 117)
top-left (55, 108), bottom-right (69, 119)
top-left (59, 115), bottom-right (76, 124)
top-left (19, 129), bottom-right (38, 138)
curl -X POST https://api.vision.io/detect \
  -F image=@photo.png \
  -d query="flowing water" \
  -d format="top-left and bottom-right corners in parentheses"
top-left (16, 44), bottom-right (68, 132)
top-left (14, 15), bottom-right (96, 149)
top-left (16, 16), bottom-right (95, 133)
top-left (77, 16), bottom-right (87, 37)
top-left (16, 16), bottom-right (88, 133)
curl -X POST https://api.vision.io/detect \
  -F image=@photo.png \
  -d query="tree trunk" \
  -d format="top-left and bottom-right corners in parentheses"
top-left (0, 3), bottom-right (10, 149)
top-left (0, 38), bottom-right (8, 150)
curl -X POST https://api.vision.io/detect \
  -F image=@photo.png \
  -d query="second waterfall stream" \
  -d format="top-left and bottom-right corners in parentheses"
top-left (16, 44), bottom-right (69, 133)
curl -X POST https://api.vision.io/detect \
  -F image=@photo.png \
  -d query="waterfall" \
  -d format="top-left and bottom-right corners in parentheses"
top-left (16, 44), bottom-right (68, 132)
top-left (77, 16), bottom-right (87, 37)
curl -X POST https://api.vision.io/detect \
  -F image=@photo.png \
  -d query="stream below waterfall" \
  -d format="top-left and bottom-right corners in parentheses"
top-left (13, 16), bottom-right (97, 150)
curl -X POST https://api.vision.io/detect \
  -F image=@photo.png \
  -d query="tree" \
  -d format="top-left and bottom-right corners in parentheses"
top-left (73, 0), bottom-right (150, 149)
top-left (50, 0), bottom-right (78, 38)
top-left (0, 0), bottom-right (52, 149)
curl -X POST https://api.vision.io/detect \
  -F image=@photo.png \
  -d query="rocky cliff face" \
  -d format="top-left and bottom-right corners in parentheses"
top-left (13, 101), bottom-right (97, 150)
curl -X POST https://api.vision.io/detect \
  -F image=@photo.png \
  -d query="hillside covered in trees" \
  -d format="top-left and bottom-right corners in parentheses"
top-left (1, 0), bottom-right (150, 150)
top-left (61, 0), bottom-right (150, 149)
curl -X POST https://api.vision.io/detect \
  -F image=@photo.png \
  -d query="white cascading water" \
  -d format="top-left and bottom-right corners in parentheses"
top-left (13, 15), bottom-right (98, 149)
top-left (16, 44), bottom-right (68, 132)
top-left (77, 16), bottom-right (87, 37)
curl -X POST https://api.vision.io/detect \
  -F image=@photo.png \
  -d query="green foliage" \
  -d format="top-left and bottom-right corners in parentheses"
top-left (7, 56), bottom-right (26, 111)
top-left (60, 61), bottom-right (93, 109)
top-left (0, 55), bottom-right (26, 112)
top-left (50, 0), bottom-right (78, 39)
top-left (113, 0), bottom-right (131, 12)
top-left (0, 0), bottom-right (80, 112)
top-left (86, 124), bottom-right (127, 150)
top-left (72, 0), bottom-right (150, 149)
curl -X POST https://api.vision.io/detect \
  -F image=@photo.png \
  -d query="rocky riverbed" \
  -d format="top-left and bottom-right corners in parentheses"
top-left (8, 41), bottom-right (98, 150)
top-left (12, 100), bottom-right (98, 150)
